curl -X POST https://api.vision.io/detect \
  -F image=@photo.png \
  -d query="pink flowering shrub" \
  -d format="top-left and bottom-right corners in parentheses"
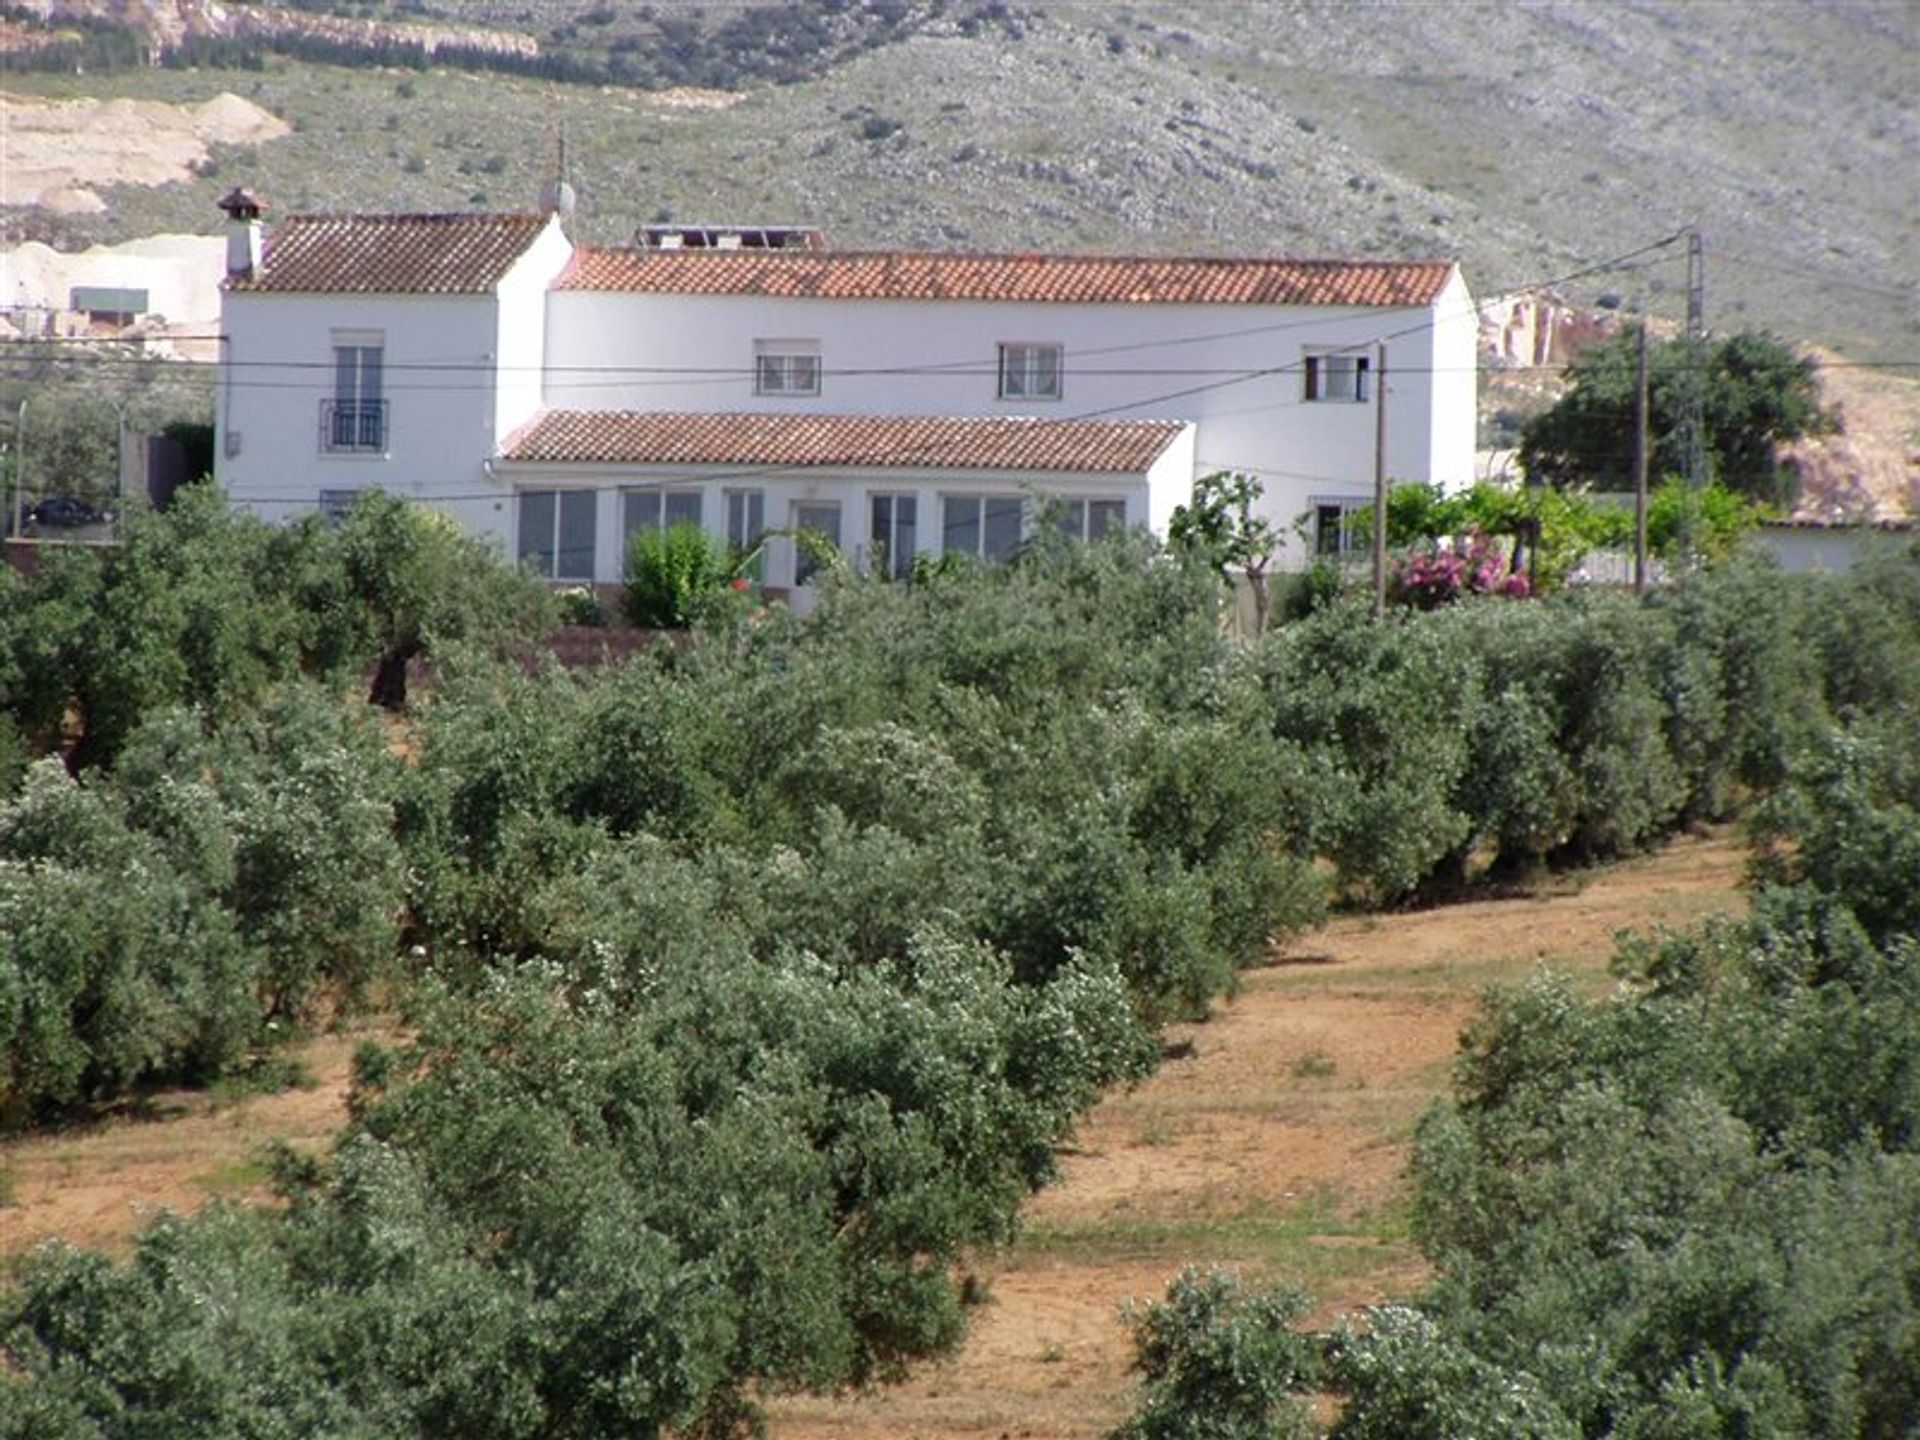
top-left (1389, 529), bottom-right (1531, 610)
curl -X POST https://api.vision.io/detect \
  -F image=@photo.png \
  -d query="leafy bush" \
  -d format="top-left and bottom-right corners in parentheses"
top-left (624, 521), bottom-right (735, 628)
top-left (1114, 1268), bottom-right (1320, 1440)
top-left (0, 760), bottom-right (259, 1121)
top-left (1255, 601), bottom-right (1475, 901)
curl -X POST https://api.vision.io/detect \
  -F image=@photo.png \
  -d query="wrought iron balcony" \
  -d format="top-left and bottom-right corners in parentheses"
top-left (319, 399), bottom-right (388, 454)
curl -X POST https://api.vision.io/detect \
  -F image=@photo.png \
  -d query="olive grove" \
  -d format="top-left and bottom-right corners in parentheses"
top-left (1, 483), bottom-right (1916, 1437)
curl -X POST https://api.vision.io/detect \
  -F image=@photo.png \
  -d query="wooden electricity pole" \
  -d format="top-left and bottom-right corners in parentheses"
top-left (1634, 320), bottom-right (1650, 594)
top-left (1370, 343), bottom-right (1388, 620)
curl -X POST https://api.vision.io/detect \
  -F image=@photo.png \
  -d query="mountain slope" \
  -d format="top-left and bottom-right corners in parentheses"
top-left (2, 1), bottom-right (1914, 366)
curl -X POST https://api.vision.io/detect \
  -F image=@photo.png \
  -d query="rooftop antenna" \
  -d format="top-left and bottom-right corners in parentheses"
top-left (539, 100), bottom-right (576, 222)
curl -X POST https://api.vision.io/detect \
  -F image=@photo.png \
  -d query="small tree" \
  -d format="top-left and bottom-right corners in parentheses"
top-left (1169, 472), bottom-right (1280, 635)
top-left (321, 492), bottom-right (552, 709)
top-left (1519, 328), bottom-right (1832, 505)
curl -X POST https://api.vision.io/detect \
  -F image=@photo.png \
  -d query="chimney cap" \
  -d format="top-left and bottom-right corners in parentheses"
top-left (218, 187), bottom-right (265, 221)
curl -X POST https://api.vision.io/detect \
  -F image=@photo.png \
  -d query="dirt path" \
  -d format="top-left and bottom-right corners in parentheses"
top-left (771, 830), bottom-right (1749, 1439)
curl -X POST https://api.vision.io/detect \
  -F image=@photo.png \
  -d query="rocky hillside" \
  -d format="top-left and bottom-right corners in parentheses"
top-left (1, 0), bottom-right (536, 62)
top-left (3, 1), bottom-right (1909, 366)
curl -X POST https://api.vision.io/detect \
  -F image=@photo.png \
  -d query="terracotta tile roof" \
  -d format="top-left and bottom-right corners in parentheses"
top-left (558, 249), bottom-right (1456, 307)
top-left (500, 411), bottom-right (1188, 473)
top-left (230, 212), bottom-right (553, 294)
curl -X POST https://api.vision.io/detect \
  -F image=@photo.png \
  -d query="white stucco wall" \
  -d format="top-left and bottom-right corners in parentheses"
top-left (492, 218), bottom-right (572, 447)
top-left (544, 279), bottom-right (1466, 566)
top-left (1424, 268), bottom-right (1480, 493)
top-left (219, 291), bottom-right (501, 539)
top-left (217, 218), bottom-right (571, 552)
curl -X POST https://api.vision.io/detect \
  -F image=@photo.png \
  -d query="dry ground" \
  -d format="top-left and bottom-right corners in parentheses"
top-left (772, 830), bottom-right (1749, 1439)
top-left (0, 833), bottom-right (1748, 1437)
top-left (0, 1022), bottom-right (389, 1259)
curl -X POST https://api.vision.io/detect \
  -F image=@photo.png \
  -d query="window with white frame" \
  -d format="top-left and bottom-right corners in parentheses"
top-left (997, 342), bottom-right (1063, 402)
top-left (942, 493), bottom-right (1025, 562)
top-left (623, 486), bottom-right (703, 544)
top-left (792, 500), bottom-right (841, 585)
top-left (754, 339), bottom-right (821, 397)
top-left (1303, 350), bottom-right (1370, 403)
top-left (869, 493), bottom-right (919, 580)
top-left (518, 489), bottom-right (597, 581)
top-left (726, 488), bottom-right (766, 578)
top-left (324, 332), bottom-right (386, 452)
top-left (1312, 499), bottom-right (1369, 557)
top-left (1055, 496), bottom-right (1128, 543)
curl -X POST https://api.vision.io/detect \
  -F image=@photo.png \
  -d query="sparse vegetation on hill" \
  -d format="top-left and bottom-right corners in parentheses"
top-left (1, 1), bottom-right (1913, 364)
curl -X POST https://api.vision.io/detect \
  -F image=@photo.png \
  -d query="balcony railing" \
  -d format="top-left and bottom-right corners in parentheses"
top-left (319, 399), bottom-right (388, 454)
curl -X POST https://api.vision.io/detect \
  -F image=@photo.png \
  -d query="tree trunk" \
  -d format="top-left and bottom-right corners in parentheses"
top-left (369, 646), bottom-right (412, 711)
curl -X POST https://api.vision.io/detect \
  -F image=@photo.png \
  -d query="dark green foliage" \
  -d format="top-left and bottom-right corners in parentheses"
top-left (9, 506), bottom-right (1920, 1435)
top-left (1111, 549), bottom-right (1920, 1439)
top-left (0, 688), bottom-right (403, 1123)
top-left (1113, 1268), bottom-right (1320, 1440)
top-left (1326, 1306), bottom-right (1577, 1440)
top-left (1255, 602), bottom-right (1474, 900)
top-left (1519, 328), bottom-right (1832, 504)
top-left (322, 491), bottom-right (554, 708)
top-left (0, 760), bottom-right (259, 1121)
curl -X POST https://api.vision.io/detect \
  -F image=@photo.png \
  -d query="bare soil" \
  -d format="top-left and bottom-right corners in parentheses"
top-left (771, 830), bottom-right (1749, 1439)
top-left (0, 90), bottom-right (289, 212)
top-left (0, 833), bottom-right (1747, 1437)
top-left (0, 1021), bottom-right (391, 1260)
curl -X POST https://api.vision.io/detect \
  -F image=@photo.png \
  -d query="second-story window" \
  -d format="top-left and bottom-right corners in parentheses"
top-left (324, 334), bottom-right (386, 452)
top-left (755, 339), bottom-right (821, 397)
top-left (1303, 350), bottom-right (1370, 403)
top-left (998, 342), bottom-right (1063, 401)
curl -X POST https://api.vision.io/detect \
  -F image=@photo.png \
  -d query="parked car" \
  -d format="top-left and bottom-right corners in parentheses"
top-left (28, 495), bottom-right (108, 528)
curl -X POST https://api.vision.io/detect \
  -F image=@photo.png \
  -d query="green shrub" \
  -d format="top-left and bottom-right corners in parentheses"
top-left (1113, 1268), bottom-right (1320, 1440)
top-left (624, 521), bottom-right (735, 628)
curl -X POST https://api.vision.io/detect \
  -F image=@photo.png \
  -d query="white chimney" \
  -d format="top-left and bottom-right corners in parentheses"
top-left (216, 186), bottom-right (265, 280)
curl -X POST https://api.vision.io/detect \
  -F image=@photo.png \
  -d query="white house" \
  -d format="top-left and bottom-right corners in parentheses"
top-left (216, 198), bottom-right (1477, 592)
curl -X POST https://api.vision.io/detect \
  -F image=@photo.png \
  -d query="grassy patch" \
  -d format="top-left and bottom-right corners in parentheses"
top-left (193, 1156), bottom-right (275, 1195)
top-left (1013, 1188), bottom-right (1416, 1290)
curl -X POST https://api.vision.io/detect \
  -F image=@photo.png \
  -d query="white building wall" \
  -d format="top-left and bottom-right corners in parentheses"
top-left (491, 218), bottom-right (572, 448)
top-left (218, 291), bottom-right (507, 545)
top-left (544, 282), bottom-right (1462, 565)
top-left (1425, 268), bottom-right (1480, 492)
top-left (1749, 524), bottom-right (1912, 575)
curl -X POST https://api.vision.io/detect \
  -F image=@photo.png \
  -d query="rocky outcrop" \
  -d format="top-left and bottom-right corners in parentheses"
top-left (2, 2), bottom-right (537, 62)
top-left (1478, 293), bottom-right (1625, 370)
top-left (1782, 354), bottom-right (1920, 523)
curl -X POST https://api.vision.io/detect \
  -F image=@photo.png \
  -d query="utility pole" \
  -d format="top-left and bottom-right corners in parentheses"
top-left (1634, 320), bottom-right (1650, 594)
top-left (1677, 227), bottom-right (1708, 562)
top-left (1370, 342), bottom-right (1388, 620)
top-left (6, 399), bottom-right (24, 540)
